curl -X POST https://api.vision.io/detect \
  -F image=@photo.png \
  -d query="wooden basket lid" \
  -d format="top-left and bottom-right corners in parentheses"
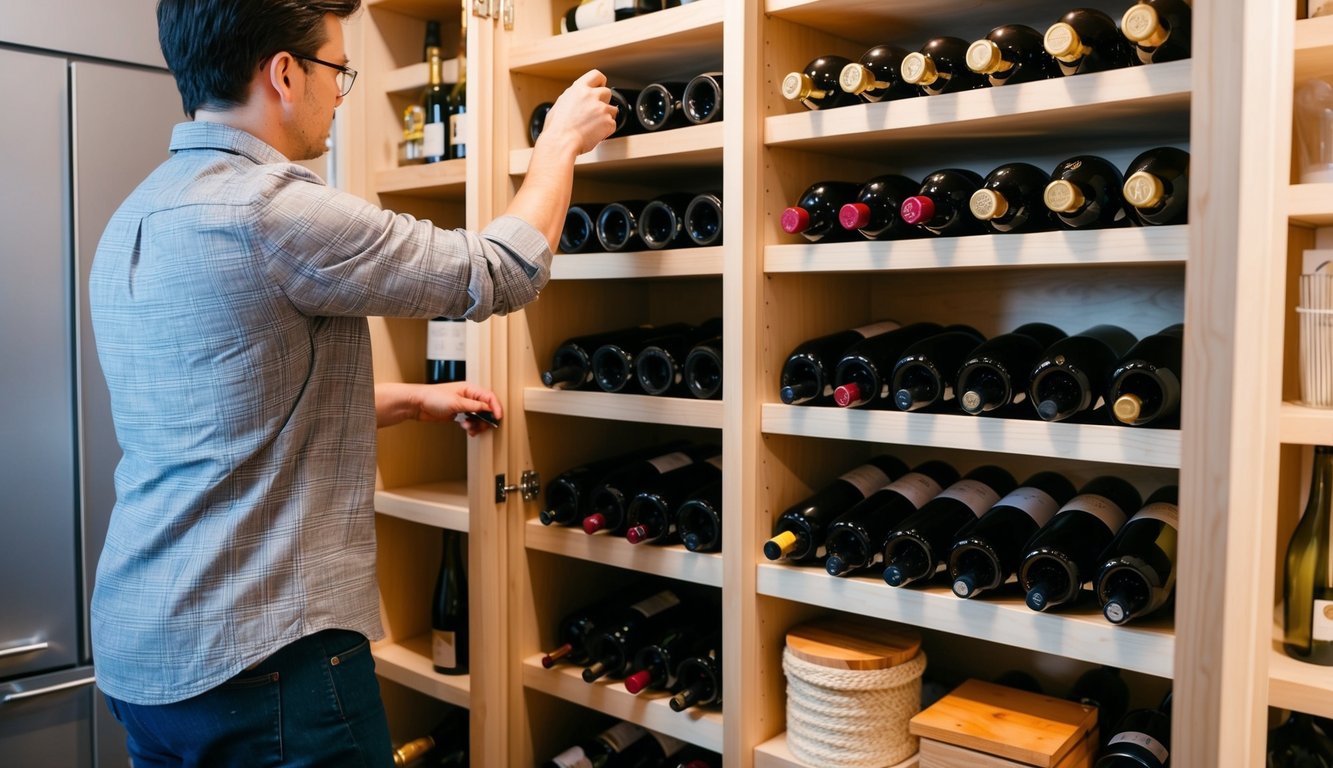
top-left (785, 618), bottom-right (922, 670)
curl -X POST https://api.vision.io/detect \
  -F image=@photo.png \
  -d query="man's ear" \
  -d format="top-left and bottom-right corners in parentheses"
top-left (265, 52), bottom-right (300, 105)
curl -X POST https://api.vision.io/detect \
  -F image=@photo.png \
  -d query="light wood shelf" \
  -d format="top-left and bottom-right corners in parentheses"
top-left (510, 122), bottom-right (723, 177)
top-left (375, 481), bottom-right (469, 531)
top-left (524, 519), bottom-right (723, 587)
top-left (755, 733), bottom-right (918, 768)
top-left (1269, 635), bottom-right (1333, 719)
top-left (372, 634), bottom-right (471, 709)
top-left (1280, 401), bottom-right (1333, 445)
top-left (552, 247), bottom-right (724, 280)
top-left (1296, 15), bottom-right (1333, 82)
top-left (1290, 183), bottom-right (1333, 227)
top-left (525, 387), bottom-right (724, 429)
top-left (374, 159), bottom-right (467, 198)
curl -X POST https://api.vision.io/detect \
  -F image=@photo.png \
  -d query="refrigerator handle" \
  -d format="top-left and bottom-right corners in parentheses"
top-left (0, 641), bottom-right (49, 659)
top-left (1, 675), bottom-right (96, 705)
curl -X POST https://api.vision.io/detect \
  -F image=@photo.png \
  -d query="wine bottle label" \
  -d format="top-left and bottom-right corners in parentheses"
top-left (838, 464), bottom-right (894, 498)
top-left (648, 452), bottom-right (693, 474)
top-left (852, 320), bottom-right (900, 338)
top-left (423, 122), bottom-right (446, 157)
top-left (427, 320), bottom-right (466, 361)
top-left (547, 746), bottom-right (589, 768)
top-left (1107, 731), bottom-right (1169, 763)
top-left (1314, 599), bottom-right (1333, 642)
top-left (937, 479), bottom-right (1003, 518)
top-left (600, 721), bottom-right (649, 752)
top-left (706, 455), bottom-right (724, 470)
top-left (884, 472), bottom-right (944, 509)
top-left (648, 732), bottom-right (688, 757)
top-left (630, 589), bottom-right (681, 618)
top-left (432, 629), bottom-right (457, 668)
top-left (449, 112), bottom-right (466, 146)
top-left (1129, 502), bottom-right (1179, 530)
top-left (1059, 494), bottom-right (1128, 534)
top-left (996, 487), bottom-right (1061, 527)
top-left (562, 0), bottom-right (615, 32)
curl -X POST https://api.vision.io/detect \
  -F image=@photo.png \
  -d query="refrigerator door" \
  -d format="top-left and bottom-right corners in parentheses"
top-left (0, 666), bottom-right (97, 767)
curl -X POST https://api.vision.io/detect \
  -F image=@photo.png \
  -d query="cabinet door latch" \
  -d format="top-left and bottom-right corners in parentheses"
top-left (496, 470), bottom-right (540, 503)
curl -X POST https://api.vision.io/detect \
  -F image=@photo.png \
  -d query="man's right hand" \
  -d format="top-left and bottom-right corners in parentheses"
top-left (538, 69), bottom-right (617, 157)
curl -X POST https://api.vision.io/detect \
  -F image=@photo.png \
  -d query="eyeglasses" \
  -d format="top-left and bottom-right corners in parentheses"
top-left (292, 54), bottom-right (357, 97)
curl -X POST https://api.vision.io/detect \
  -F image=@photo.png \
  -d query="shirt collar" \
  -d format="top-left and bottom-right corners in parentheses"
top-left (168, 121), bottom-right (290, 166)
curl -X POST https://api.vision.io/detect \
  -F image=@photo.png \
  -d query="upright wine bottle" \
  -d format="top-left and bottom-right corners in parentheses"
top-left (839, 44), bottom-right (917, 103)
top-left (1121, 0), bottom-right (1192, 65)
top-left (1044, 8), bottom-right (1136, 76)
top-left (626, 454), bottom-right (723, 544)
top-left (969, 162), bottom-right (1059, 234)
top-left (432, 530), bottom-right (468, 675)
top-left (422, 20), bottom-right (442, 62)
top-left (1029, 324), bottom-right (1139, 422)
top-left (900, 168), bottom-right (987, 237)
top-left (824, 460), bottom-right (959, 577)
top-left (1108, 323), bottom-right (1184, 427)
top-left (684, 191), bottom-right (724, 246)
top-left (638, 192), bottom-right (700, 250)
top-left (623, 623), bottom-right (703, 694)
top-left (779, 320), bottom-right (902, 406)
top-left (1044, 154), bottom-right (1133, 230)
top-left (596, 199), bottom-right (650, 252)
top-left (392, 707), bottom-right (468, 767)
top-left (560, 203), bottom-right (606, 254)
top-left (1096, 705), bottom-right (1172, 768)
top-left (781, 55), bottom-right (860, 110)
top-left (965, 24), bottom-right (1060, 86)
top-left (683, 335), bottom-right (723, 400)
top-left (583, 443), bottom-right (719, 536)
top-left (1283, 445), bottom-right (1333, 664)
top-left (670, 633), bottom-right (723, 711)
top-left (540, 442), bottom-right (690, 527)
top-left (529, 101), bottom-right (553, 146)
top-left (1267, 711), bottom-right (1333, 768)
top-left (1095, 485), bottom-right (1179, 625)
top-left (948, 471), bottom-right (1077, 599)
top-left (581, 589), bottom-right (688, 682)
top-left (542, 324), bottom-right (656, 391)
top-left (1071, 666), bottom-right (1131, 746)
top-left (446, 64), bottom-right (467, 160)
top-left (591, 322), bottom-right (693, 394)
top-left (682, 72), bottom-right (724, 124)
top-left (838, 174), bottom-right (922, 241)
top-left (882, 466), bottom-right (1018, 587)
top-left (956, 322), bottom-right (1067, 416)
top-left (676, 479), bottom-right (723, 553)
top-left (607, 87), bottom-right (645, 137)
top-left (636, 81), bottom-right (689, 131)
top-left (426, 317), bottom-right (466, 383)
top-left (782, 181), bottom-right (862, 243)
top-left (1122, 146), bottom-right (1190, 226)
top-left (763, 455), bottom-right (908, 563)
top-left (1019, 476), bottom-right (1142, 612)
top-left (421, 46), bottom-right (449, 164)
top-left (891, 326), bottom-right (987, 412)
top-left (900, 37), bottom-right (991, 96)
top-left (634, 318), bottom-right (724, 397)
top-left (832, 322), bottom-right (946, 409)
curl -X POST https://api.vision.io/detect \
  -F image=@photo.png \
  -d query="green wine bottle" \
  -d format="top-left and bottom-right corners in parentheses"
top-left (1284, 445), bottom-right (1333, 664)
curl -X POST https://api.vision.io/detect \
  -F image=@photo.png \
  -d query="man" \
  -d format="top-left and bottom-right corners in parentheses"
top-left (89, 0), bottom-right (616, 764)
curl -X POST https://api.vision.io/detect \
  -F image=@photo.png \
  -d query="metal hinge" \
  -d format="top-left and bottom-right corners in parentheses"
top-left (496, 470), bottom-right (541, 503)
top-left (501, 0), bottom-right (513, 30)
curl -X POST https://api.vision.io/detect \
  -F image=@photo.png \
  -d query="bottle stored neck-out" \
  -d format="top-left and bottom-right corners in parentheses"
top-left (780, 320), bottom-right (901, 406)
top-left (765, 455), bottom-right (908, 562)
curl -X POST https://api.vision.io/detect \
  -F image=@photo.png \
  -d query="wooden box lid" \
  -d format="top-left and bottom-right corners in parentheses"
top-left (785, 617), bottom-right (922, 670)
top-left (909, 679), bottom-right (1098, 767)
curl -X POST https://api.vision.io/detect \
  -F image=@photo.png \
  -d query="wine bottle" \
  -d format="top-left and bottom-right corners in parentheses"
top-left (891, 326), bottom-right (987, 412)
top-left (664, 745), bottom-right (723, 768)
top-left (596, 199), bottom-right (650, 252)
top-left (636, 81), bottom-right (689, 132)
top-left (447, 66), bottom-right (467, 160)
top-left (633, 318), bottom-right (724, 396)
top-left (1122, 146), bottom-right (1190, 227)
top-left (900, 37), bottom-right (991, 96)
top-left (683, 335), bottom-right (723, 400)
top-left (590, 322), bottom-right (694, 394)
top-left (1267, 711), bottom-right (1333, 768)
top-left (623, 623), bottom-right (703, 694)
top-left (781, 181), bottom-right (863, 243)
top-left (670, 632), bottom-right (722, 711)
top-left (1283, 445), bottom-right (1333, 664)
top-left (608, 87), bottom-right (645, 137)
top-left (560, 203), bottom-right (606, 254)
top-left (882, 465), bottom-right (1017, 587)
top-left (832, 322), bottom-right (946, 409)
top-left (1095, 485), bottom-right (1179, 625)
top-left (1044, 154), bottom-right (1133, 230)
top-left (1071, 666), bottom-right (1131, 747)
top-left (422, 46), bottom-right (449, 164)
top-left (638, 192), bottom-right (699, 250)
top-left (956, 322), bottom-right (1067, 416)
top-left (838, 44), bottom-right (917, 103)
top-left (684, 191), bottom-right (723, 246)
top-left (559, 0), bottom-right (665, 33)
top-left (1029, 324), bottom-right (1139, 422)
top-left (581, 589), bottom-right (688, 682)
top-left (542, 721), bottom-right (684, 768)
top-left (948, 471), bottom-right (1077, 599)
top-left (969, 162), bottom-right (1059, 234)
top-left (779, 320), bottom-right (901, 406)
top-left (1096, 705), bottom-right (1172, 768)
top-left (781, 55), bottom-right (860, 110)
top-left (682, 72), bottom-right (724, 124)
top-left (541, 442), bottom-right (690, 527)
top-left (529, 101), bottom-right (554, 146)
top-left (838, 174), bottom-right (923, 241)
top-left (1044, 8), bottom-right (1136, 76)
top-left (432, 530), bottom-right (468, 675)
top-left (392, 707), bottom-right (468, 767)
top-left (965, 24), bottom-right (1060, 86)
top-left (763, 455), bottom-right (908, 563)
top-left (1108, 323), bottom-right (1184, 427)
top-left (1020, 476), bottom-right (1142, 612)
top-left (824, 460), bottom-right (959, 577)
top-left (626, 454), bottom-right (723, 544)
top-left (676, 479), bottom-right (723, 552)
top-left (583, 443), bottom-right (719, 535)
top-left (900, 168), bottom-right (987, 237)
top-left (541, 324), bottom-right (656, 391)
top-left (1121, 0), bottom-right (1192, 65)
top-left (426, 317), bottom-right (466, 383)
top-left (422, 20), bottom-right (442, 62)
top-left (540, 595), bottom-right (621, 669)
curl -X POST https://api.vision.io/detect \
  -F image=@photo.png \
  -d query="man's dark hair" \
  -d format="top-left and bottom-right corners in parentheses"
top-left (157, 0), bottom-right (361, 118)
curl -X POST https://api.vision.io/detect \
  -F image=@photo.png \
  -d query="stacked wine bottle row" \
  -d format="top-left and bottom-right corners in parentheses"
top-left (782, 3), bottom-right (1190, 111)
top-left (764, 454), bottom-right (1179, 626)
top-left (783, 147), bottom-right (1188, 244)
top-left (543, 321), bottom-right (724, 400)
top-left (558, 0), bottom-right (684, 36)
top-left (561, 192), bottom-right (723, 254)
top-left (529, 72), bottom-right (724, 146)
top-left (781, 319), bottom-right (1184, 427)
top-left (541, 719), bottom-right (721, 768)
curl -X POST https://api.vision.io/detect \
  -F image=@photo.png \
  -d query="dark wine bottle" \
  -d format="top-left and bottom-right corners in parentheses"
top-left (763, 455), bottom-right (908, 563)
top-left (1095, 485), bottom-right (1179, 625)
top-left (636, 192), bottom-right (699, 250)
top-left (1108, 323), bottom-right (1184, 427)
top-left (540, 442), bottom-right (690, 527)
top-left (1044, 8), bottom-right (1136, 76)
top-left (1122, 146), bottom-right (1190, 226)
top-left (608, 87), bottom-right (645, 137)
top-left (882, 466), bottom-right (1017, 587)
top-left (781, 181), bottom-right (863, 243)
top-left (541, 721), bottom-right (684, 768)
top-left (541, 598), bottom-right (615, 669)
top-left (529, 101), bottom-right (554, 145)
top-left (1096, 705), bottom-right (1172, 768)
top-left (1267, 711), bottom-right (1333, 768)
top-left (560, 203), bottom-right (606, 254)
top-left (956, 322), bottom-right (1067, 416)
top-left (1283, 445), bottom-right (1333, 664)
top-left (626, 454), bottom-right (723, 544)
top-left (948, 471), bottom-right (1077, 599)
top-left (832, 322), bottom-right (946, 409)
top-left (891, 326), bottom-right (987, 412)
top-left (683, 72), bottom-right (724, 124)
top-left (683, 335), bottom-right (723, 400)
top-left (583, 443), bottom-right (720, 536)
top-left (422, 20), bottom-right (442, 62)
top-left (633, 318), bottom-right (724, 396)
top-left (781, 55), bottom-right (860, 110)
top-left (1029, 324), bottom-right (1139, 422)
top-left (432, 530), bottom-right (468, 675)
top-left (684, 191), bottom-right (723, 246)
top-left (1121, 0), bottom-right (1192, 65)
top-left (426, 317), bottom-right (466, 383)
top-left (965, 24), bottom-right (1060, 86)
top-left (392, 706), bottom-right (468, 767)
top-left (636, 81), bottom-right (689, 132)
top-left (591, 322), bottom-right (694, 394)
top-left (676, 479), bottom-right (723, 553)
top-left (838, 174), bottom-right (923, 241)
top-left (623, 623), bottom-right (702, 694)
top-left (900, 37), bottom-right (991, 96)
top-left (1071, 666), bottom-right (1131, 746)
top-left (1044, 154), bottom-right (1133, 230)
top-left (969, 162), bottom-right (1059, 234)
top-left (446, 72), bottom-right (466, 160)
top-left (670, 632), bottom-right (722, 711)
top-left (422, 46), bottom-right (449, 164)
top-left (1020, 476), bottom-right (1142, 612)
top-left (900, 168), bottom-right (987, 237)
top-left (779, 320), bottom-right (902, 406)
top-left (838, 44), bottom-right (918, 103)
top-left (581, 589), bottom-right (688, 682)
top-left (665, 745), bottom-right (723, 768)
top-left (824, 460), bottom-right (959, 577)
top-left (541, 324), bottom-right (656, 391)
top-left (596, 199), bottom-right (650, 252)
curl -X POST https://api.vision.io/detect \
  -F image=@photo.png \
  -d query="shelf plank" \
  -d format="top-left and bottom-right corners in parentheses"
top-left (1290, 183), bottom-right (1333, 227)
top-left (755, 732), bottom-right (919, 768)
top-left (521, 655), bottom-right (724, 752)
top-left (1280, 401), bottom-right (1333, 445)
top-left (510, 122), bottom-right (724, 177)
top-left (552, 247), bottom-right (724, 280)
top-left (525, 387), bottom-right (724, 429)
top-left (375, 481), bottom-right (469, 531)
top-left (372, 634), bottom-right (470, 708)
top-left (764, 61), bottom-right (1191, 155)
top-left (766, 226), bottom-right (1188, 274)
top-left (1296, 15), bottom-right (1333, 82)
top-left (525, 519), bottom-right (723, 587)
top-left (374, 159), bottom-right (467, 198)
top-left (756, 564), bottom-right (1175, 679)
top-left (760, 404), bottom-right (1181, 468)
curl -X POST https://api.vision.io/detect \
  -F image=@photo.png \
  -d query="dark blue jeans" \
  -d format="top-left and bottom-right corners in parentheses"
top-left (103, 629), bottom-right (392, 767)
